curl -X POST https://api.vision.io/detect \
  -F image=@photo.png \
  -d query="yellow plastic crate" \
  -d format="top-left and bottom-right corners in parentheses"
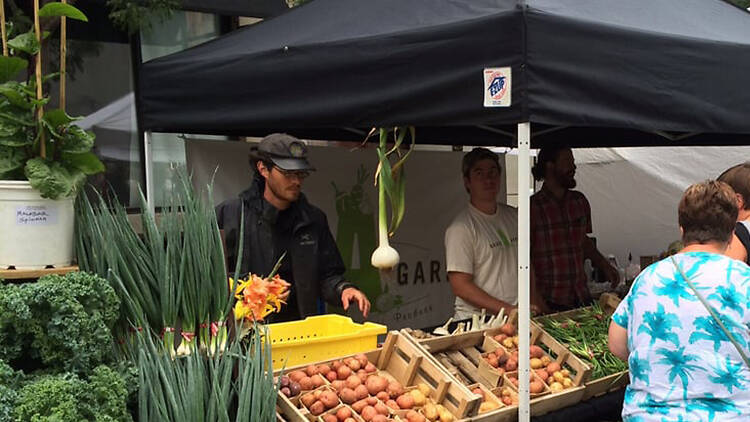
top-left (266, 314), bottom-right (386, 368)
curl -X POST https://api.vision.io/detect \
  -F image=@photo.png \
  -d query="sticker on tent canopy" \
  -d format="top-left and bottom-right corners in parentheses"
top-left (483, 67), bottom-right (511, 107)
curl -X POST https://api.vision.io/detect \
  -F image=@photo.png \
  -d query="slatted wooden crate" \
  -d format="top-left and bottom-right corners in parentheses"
top-left (403, 322), bottom-right (591, 420)
top-left (275, 331), bottom-right (481, 422)
top-left (533, 293), bottom-right (629, 400)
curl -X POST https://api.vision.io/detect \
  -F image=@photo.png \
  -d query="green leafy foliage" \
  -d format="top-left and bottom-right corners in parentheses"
top-left (0, 272), bottom-right (120, 374)
top-left (24, 158), bottom-right (86, 199)
top-left (7, 31), bottom-right (40, 55)
top-left (0, 56), bottom-right (28, 83)
top-left (107, 0), bottom-right (180, 34)
top-left (0, 359), bottom-right (22, 421)
top-left (0, 6), bottom-right (105, 199)
top-left (38, 2), bottom-right (88, 21)
top-left (12, 366), bottom-right (132, 422)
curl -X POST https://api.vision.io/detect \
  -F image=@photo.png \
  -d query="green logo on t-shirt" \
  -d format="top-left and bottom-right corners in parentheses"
top-left (496, 229), bottom-right (511, 247)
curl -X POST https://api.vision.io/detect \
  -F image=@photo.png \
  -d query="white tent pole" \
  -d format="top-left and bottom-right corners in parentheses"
top-left (517, 121), bottom-right (531, 422)
top-left (144, 130), bottom-right (155, 215)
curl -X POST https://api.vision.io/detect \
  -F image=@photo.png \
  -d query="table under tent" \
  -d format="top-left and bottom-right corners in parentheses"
top-left (138, 0), bottom-right (750, 420)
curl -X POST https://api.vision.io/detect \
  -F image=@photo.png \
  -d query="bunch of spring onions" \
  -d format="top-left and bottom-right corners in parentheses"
top-left (76, 168), bottom-right (235, 357)
top-left (135, 321), bottom-right (278, 422)
top-left (536, 303), bottom-right (628, 379)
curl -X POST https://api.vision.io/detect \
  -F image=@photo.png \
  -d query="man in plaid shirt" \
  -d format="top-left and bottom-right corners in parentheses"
top-left (530, 146), bottom-right (620, 311)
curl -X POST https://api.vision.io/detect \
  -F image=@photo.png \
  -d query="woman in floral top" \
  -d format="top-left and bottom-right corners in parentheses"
top-left (609, 180), bottom-right (750, 421)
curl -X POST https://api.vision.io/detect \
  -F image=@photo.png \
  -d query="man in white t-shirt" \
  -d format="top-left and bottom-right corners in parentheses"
top-left (445, 148), bottom-right (545, 319)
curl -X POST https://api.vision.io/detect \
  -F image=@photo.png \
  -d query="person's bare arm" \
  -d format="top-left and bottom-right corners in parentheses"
top-left (725, 233), bottom-right (748, 262)
top-left (608, 320), bottom-right (629, 361)
top-left (448, 271), bottom-right (515, 315)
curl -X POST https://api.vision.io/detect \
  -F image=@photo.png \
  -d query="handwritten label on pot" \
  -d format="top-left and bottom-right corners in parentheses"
top-left (16, 206), bottom-right (57, 225)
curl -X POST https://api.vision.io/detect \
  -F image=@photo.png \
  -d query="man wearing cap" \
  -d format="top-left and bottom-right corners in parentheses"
top-left (216, 133), bottom-right (371, 322)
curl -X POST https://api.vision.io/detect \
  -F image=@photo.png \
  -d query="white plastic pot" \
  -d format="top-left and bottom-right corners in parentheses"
top-left (0, 180), bottom-right (75, 270)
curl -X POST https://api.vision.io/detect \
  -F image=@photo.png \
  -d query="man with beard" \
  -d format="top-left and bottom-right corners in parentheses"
top-left (530, 146), bottom-right (619, 312)
top-left (216, 133), bottom-right (370, 322)
top-left (445, 148), bottom-right (546, 319)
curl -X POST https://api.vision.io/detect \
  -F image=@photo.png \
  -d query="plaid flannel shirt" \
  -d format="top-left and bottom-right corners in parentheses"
top-left (530, 188), bottom-right (592, 308)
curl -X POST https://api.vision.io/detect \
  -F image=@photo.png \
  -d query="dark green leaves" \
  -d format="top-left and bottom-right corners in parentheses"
top-left (39, 2), bottom-right (89, 21)
top-left (0, 145), bottom-right (28, 175)
top-left (0, 57), bottom-right (28, 84)
top-left (7, 31), bottom-right (39, 56)
top-left (24, 158), bottom-right (85, 199)
top-left (62, 151), bottom-right (105, 175)
top-left (60, 125), bottom-right (95, 153)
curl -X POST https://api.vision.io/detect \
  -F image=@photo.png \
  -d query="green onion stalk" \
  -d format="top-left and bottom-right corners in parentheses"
top-left (536, 303), bottom-right (627, 379)
top-left (369, 127), bottom-right (414, 271)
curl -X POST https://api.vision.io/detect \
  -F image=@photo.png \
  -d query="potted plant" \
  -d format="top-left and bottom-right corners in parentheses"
top-left (0, 1), bottom-right (103, 270)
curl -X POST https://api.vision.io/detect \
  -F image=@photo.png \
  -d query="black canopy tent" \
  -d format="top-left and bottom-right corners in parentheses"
top-left (140, 0), bottom-right (750, 147)
top-left (138, 1), bottom-right (750, 419)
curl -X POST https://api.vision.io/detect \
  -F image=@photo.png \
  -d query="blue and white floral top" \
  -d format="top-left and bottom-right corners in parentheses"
top-left (613, 252), bottom-right (750, 422)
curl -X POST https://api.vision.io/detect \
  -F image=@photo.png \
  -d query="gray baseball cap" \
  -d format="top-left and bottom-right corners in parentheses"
top-left (251, 133), bottom-right (315, 171)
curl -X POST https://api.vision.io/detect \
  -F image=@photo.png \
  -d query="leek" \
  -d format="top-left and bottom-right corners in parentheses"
top-left (369, 127), bottom-right (414, 270)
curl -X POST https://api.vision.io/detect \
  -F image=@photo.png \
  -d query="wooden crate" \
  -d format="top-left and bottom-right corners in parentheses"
top-left (534, 293), bottom-right (629, 400)
top-left (275, 331), bottom-right (480, 422)
top-left (403, 322), bottom-right (590, 419)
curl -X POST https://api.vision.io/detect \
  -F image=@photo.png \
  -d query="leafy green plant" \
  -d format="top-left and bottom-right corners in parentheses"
top-left (12, 365), bottom-right (132, 422)
top-left (0, 271), bottom-right (120, 374)
top-left (0, 1), bottom-right (104, 199)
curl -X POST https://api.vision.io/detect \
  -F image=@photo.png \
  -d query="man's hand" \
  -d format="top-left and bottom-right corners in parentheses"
top-left (601, 263), bottom-right (621, 289)
top-left (341, 287), bottom-right (371, 318)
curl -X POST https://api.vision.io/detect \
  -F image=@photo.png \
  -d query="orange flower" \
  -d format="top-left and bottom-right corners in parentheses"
top-left (232, 272), bottom-right (289, 322)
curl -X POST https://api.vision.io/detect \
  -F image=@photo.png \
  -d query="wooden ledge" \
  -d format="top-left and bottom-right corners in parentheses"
top-left (0, 265), bottom-right (79, 280)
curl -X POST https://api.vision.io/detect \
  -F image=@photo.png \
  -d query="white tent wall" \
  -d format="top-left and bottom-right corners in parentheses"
top-left (574, 146), bottom-right (750, 268)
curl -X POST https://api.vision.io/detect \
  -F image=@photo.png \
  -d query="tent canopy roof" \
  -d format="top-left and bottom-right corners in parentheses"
top-left (139, 0), bottom-right (750, 147)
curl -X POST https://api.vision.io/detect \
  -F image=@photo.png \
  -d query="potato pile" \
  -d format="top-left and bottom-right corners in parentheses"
top-left (492, 323), bottom-right (519, 351)
top-left (497, 387), bottom-right (518, 406)
top-left (470, 387), bottom-right (500, 414)
top-left (281, 353), bottom-right (457, 422)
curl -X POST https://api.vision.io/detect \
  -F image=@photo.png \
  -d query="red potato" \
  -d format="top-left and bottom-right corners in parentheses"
top-left (322, 414), bottom-right (337, 422)
top-left (374, 401), bottom-right (389, 415)
top-left (385, 399), bottom-right (399, 410)
top-left (355, 353), bottom-right (369, 368)
top-left (364, 362), bottom-right (377, 373)
top-left (312, 375), bottom-right (326, 388)
top-left (360, 405), bottom-right (377, 421)
top-left (289, 370), bottom-right (306, 383)
top-left (529, 345), bottom-right (544, 359)
top-left (306, 365), bottom-right (319, 377)
top-left (352, 399), bottom-right (368, 413)
top-left (366, 376), bottom-right (389, 395)
top-left (318, 364), bottom-right (332, 376)
top-left (338, 388), bottom-right (357, 404)
top-left (331, 380), bottom-right (345, 391)
top-left (347, 358), bottom-right (362, 371)
top-left (355, 384), bottom-right (369, 400)
top-left (376, 391), bottom-right (389, 402)
top-left (336, 406), bottom-right (353, 420)
top-left (320, 390), bottom-right (339, 409)
top-left (326, 371), bottom-right (338, 382)
top-left (346, 375), bottom-right (362, 389)
top-left (309, 400), bottom-right (325, 416)
top-left (337, 365), bottom-right (352, 380)
top-left (386, 381), bottom-right (404, 398)
top-left (371, 415), bottom-right (388, 422)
